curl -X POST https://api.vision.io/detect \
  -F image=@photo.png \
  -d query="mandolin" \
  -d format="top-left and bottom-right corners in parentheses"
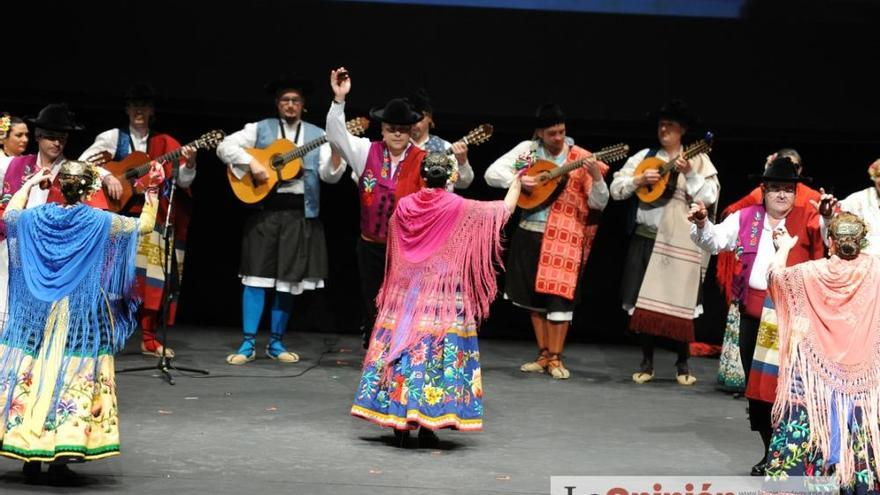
top-left (634, 132), bottom-right (713, 204)
top-left (517, 143), bottom-right (630, 211)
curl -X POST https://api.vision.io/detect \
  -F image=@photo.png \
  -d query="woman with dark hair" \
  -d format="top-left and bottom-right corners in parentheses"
top-left (765, 213), bottom-right (880, 492)
top-left (0, 113), bottom-right (29, 160)
top-left (351, 152), bottom-right (519, 448)
top-left (0, 113), bottom-right (29, 330)
top-left (0, 161), bottom-right (162, 484)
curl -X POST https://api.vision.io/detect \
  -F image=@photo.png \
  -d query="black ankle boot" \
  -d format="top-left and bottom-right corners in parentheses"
top-left (22, 461), bottom-right (41, 483)
top-left (750, 458), bottom-right (767, 476)
top-left (48, 464), bottom-right (83, 486)
top-left (393, 428), bottom-right (410, 448)
top-left (418, 427), bottom-right (439, 448)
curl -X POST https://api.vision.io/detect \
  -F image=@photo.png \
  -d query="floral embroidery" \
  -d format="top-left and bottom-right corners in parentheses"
top-left (361, 169), bottom-right (377, 207)
top-left (766, 406), bottom-right (879, 492)
top-left (353, 323), bottom-right (482, 430)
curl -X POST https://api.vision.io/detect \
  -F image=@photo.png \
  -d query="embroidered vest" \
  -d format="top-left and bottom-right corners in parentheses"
top-left (423, 135), bottom-right (447, 153)
top-left (359, 142), bottom-right (425, 242)
top-left (731, 205), bottom-right (765, 304)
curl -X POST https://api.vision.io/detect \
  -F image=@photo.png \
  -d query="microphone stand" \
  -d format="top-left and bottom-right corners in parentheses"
top-left (119, 158), bottom-right (209, 384)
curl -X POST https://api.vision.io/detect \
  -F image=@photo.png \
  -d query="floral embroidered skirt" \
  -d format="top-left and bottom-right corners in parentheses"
top-left (351, 323), bottom-right (483, 431)
top-left (0, 346), bottom-right (121, 463)
top-left (717, 303), bottom-right (745, 392)
top-left (765, 405), bottom-right (879, 493)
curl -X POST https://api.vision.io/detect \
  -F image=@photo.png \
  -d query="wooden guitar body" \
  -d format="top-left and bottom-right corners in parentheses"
top-left (103, 151), bottom-right (152, 212)
top-left (634, 156), bottom-right (674, 203)
top-left (229, 139), bottom-right (299, 204)
top-left (516, 159), bottom-right (567, 211)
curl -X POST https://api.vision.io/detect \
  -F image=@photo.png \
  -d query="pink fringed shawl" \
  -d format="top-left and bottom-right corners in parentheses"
top-left (771, 254), bottom-right (880, 485)
top-left (377, 189), bottom-right (510, 366)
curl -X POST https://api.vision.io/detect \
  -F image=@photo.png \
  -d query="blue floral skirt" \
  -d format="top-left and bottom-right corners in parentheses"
top-left (765, 405), bottom-right (879, 494)
top-left (351, 322), bottom-right (482, 431)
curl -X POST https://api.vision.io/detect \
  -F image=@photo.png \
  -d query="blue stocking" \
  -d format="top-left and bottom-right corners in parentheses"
top-left (238, 286), bottom-right (266, 356)
top-left (267, 291), bottom-right (293, 356)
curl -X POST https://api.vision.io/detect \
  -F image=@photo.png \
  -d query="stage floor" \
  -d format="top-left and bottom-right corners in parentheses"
top-left (0, 326), bottom-right (759, 494)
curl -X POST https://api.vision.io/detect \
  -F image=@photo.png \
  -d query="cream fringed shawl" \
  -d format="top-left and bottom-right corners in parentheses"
top-left (376, 189), bottom-right (510, 367)
top-left (771, 254), bottom-right (880, 486)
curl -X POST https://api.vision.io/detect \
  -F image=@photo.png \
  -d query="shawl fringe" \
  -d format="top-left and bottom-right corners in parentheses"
top-left (772, 260), bottom-right (880, 486)
top-left (375, 198), bottom-right (509, 374)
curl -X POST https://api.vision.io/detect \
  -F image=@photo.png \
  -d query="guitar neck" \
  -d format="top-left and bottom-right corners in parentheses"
top-left (128, 141), bottom-right (195, 178)
top-left (659, 143), bottom-right (708, 174)
top-left (444, 137), bottom-right (468, 155)
top-left (547, 157), bottom-right (587, 179)
top-left (280, 135), bottom-right (329, 163)
top-left (546, 148), bottom-right (619, 179)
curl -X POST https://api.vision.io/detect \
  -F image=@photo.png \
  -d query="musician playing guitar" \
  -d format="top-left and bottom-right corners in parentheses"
top-left (610, 99), bottom-right (720, 386)
top-left (216, 75), bottom-right (343, 366)
top-left (485, 103), bottom-right (609, 380)
top-left (79, 82), bottom-right (199, 359)
top-left (408, 87), bottom-right (474, 189)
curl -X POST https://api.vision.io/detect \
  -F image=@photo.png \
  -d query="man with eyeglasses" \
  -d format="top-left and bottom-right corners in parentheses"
top-left (217, 75), bottom-right (343, 365)
top-left (78, 82), bottom-right (199, 359)
top-left (688, 155), bottom-right (825, 476)
top-left (325, 67), bottom-right (428, 349)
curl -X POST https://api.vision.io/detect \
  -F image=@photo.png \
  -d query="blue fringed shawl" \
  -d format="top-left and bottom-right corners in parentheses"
top-left (0, 203), bottom-right (141, 423)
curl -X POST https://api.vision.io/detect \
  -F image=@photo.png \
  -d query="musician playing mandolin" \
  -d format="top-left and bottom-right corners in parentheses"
top-left (484, 103), bottom-right (609, 380)
top-left (610, 99), bottom-right (719, 386)
top-left (79, 82), bottom-right (199, 359)
top-left (216, 75), bottom-right (343, 366)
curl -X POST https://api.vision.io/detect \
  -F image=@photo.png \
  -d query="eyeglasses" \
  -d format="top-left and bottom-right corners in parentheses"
top-left (278, 97), bottom-right (304, 105)
top-left (765, 183), bottom-right (796, 194)
top-left (384, 125), bottom-right (411, 134)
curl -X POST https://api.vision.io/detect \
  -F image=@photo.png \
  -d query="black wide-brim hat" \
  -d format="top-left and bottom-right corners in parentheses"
top-left (265, 75), bottom-right (315, 97)
top-left (749, 156), bottom-right (812, 183)
top-left (535, 103), bottom-right (565, 129)
top-left (369, 98), bottom-right (423, 125)
top-left (124, 81), bottom-right (159, 104)
top-left (27, 103), bottom-right (84, 132)
top-left (648, 99), bottom-right (697, 128)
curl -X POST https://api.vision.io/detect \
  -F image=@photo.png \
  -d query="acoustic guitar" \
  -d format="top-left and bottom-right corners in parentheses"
top-left (517, 143), bottom-right (630, 211)
top-left (228, 117), bottom-right (369, 204)
top-left (634, 132), bottom-right (713, 204)
top-left (102, 130), bottom-right (226, 212)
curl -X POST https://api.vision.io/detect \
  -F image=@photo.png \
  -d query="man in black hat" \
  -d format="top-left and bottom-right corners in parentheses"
top-left (484, 103), bottom-right (609, 380)
top-left (0, 103), bottom-right (119, 211)
top-left (610, 99), bottom-right (719, 386)
top-left (407, 87), bottom-right (473, 189)
top-left (79, 82), bottom-right (199, 359)
top-left (325, 66), bottom-right (427, 349)
top-left (689, 155), bottom-right (825, 476)
top-left (217, 75), bottom-right (343, 365)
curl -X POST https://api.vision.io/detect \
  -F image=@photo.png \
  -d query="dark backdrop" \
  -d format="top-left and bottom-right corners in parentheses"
top-left (2, 0), bottom-right (878, 345)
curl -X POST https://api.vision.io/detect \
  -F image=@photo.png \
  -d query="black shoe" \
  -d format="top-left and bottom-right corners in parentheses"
top-left (393, 429), bottom-right (410, 448)
top-left (750, 459), bottom-right (767, 477)
top-left (417, 427), bottom-right (439, 449)
top-left (22, 462), bottom-right (41, 483)
top-left (361, 327), bottom-right (371, 350)
top-left (47, 464), bottom-right (84, 487)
